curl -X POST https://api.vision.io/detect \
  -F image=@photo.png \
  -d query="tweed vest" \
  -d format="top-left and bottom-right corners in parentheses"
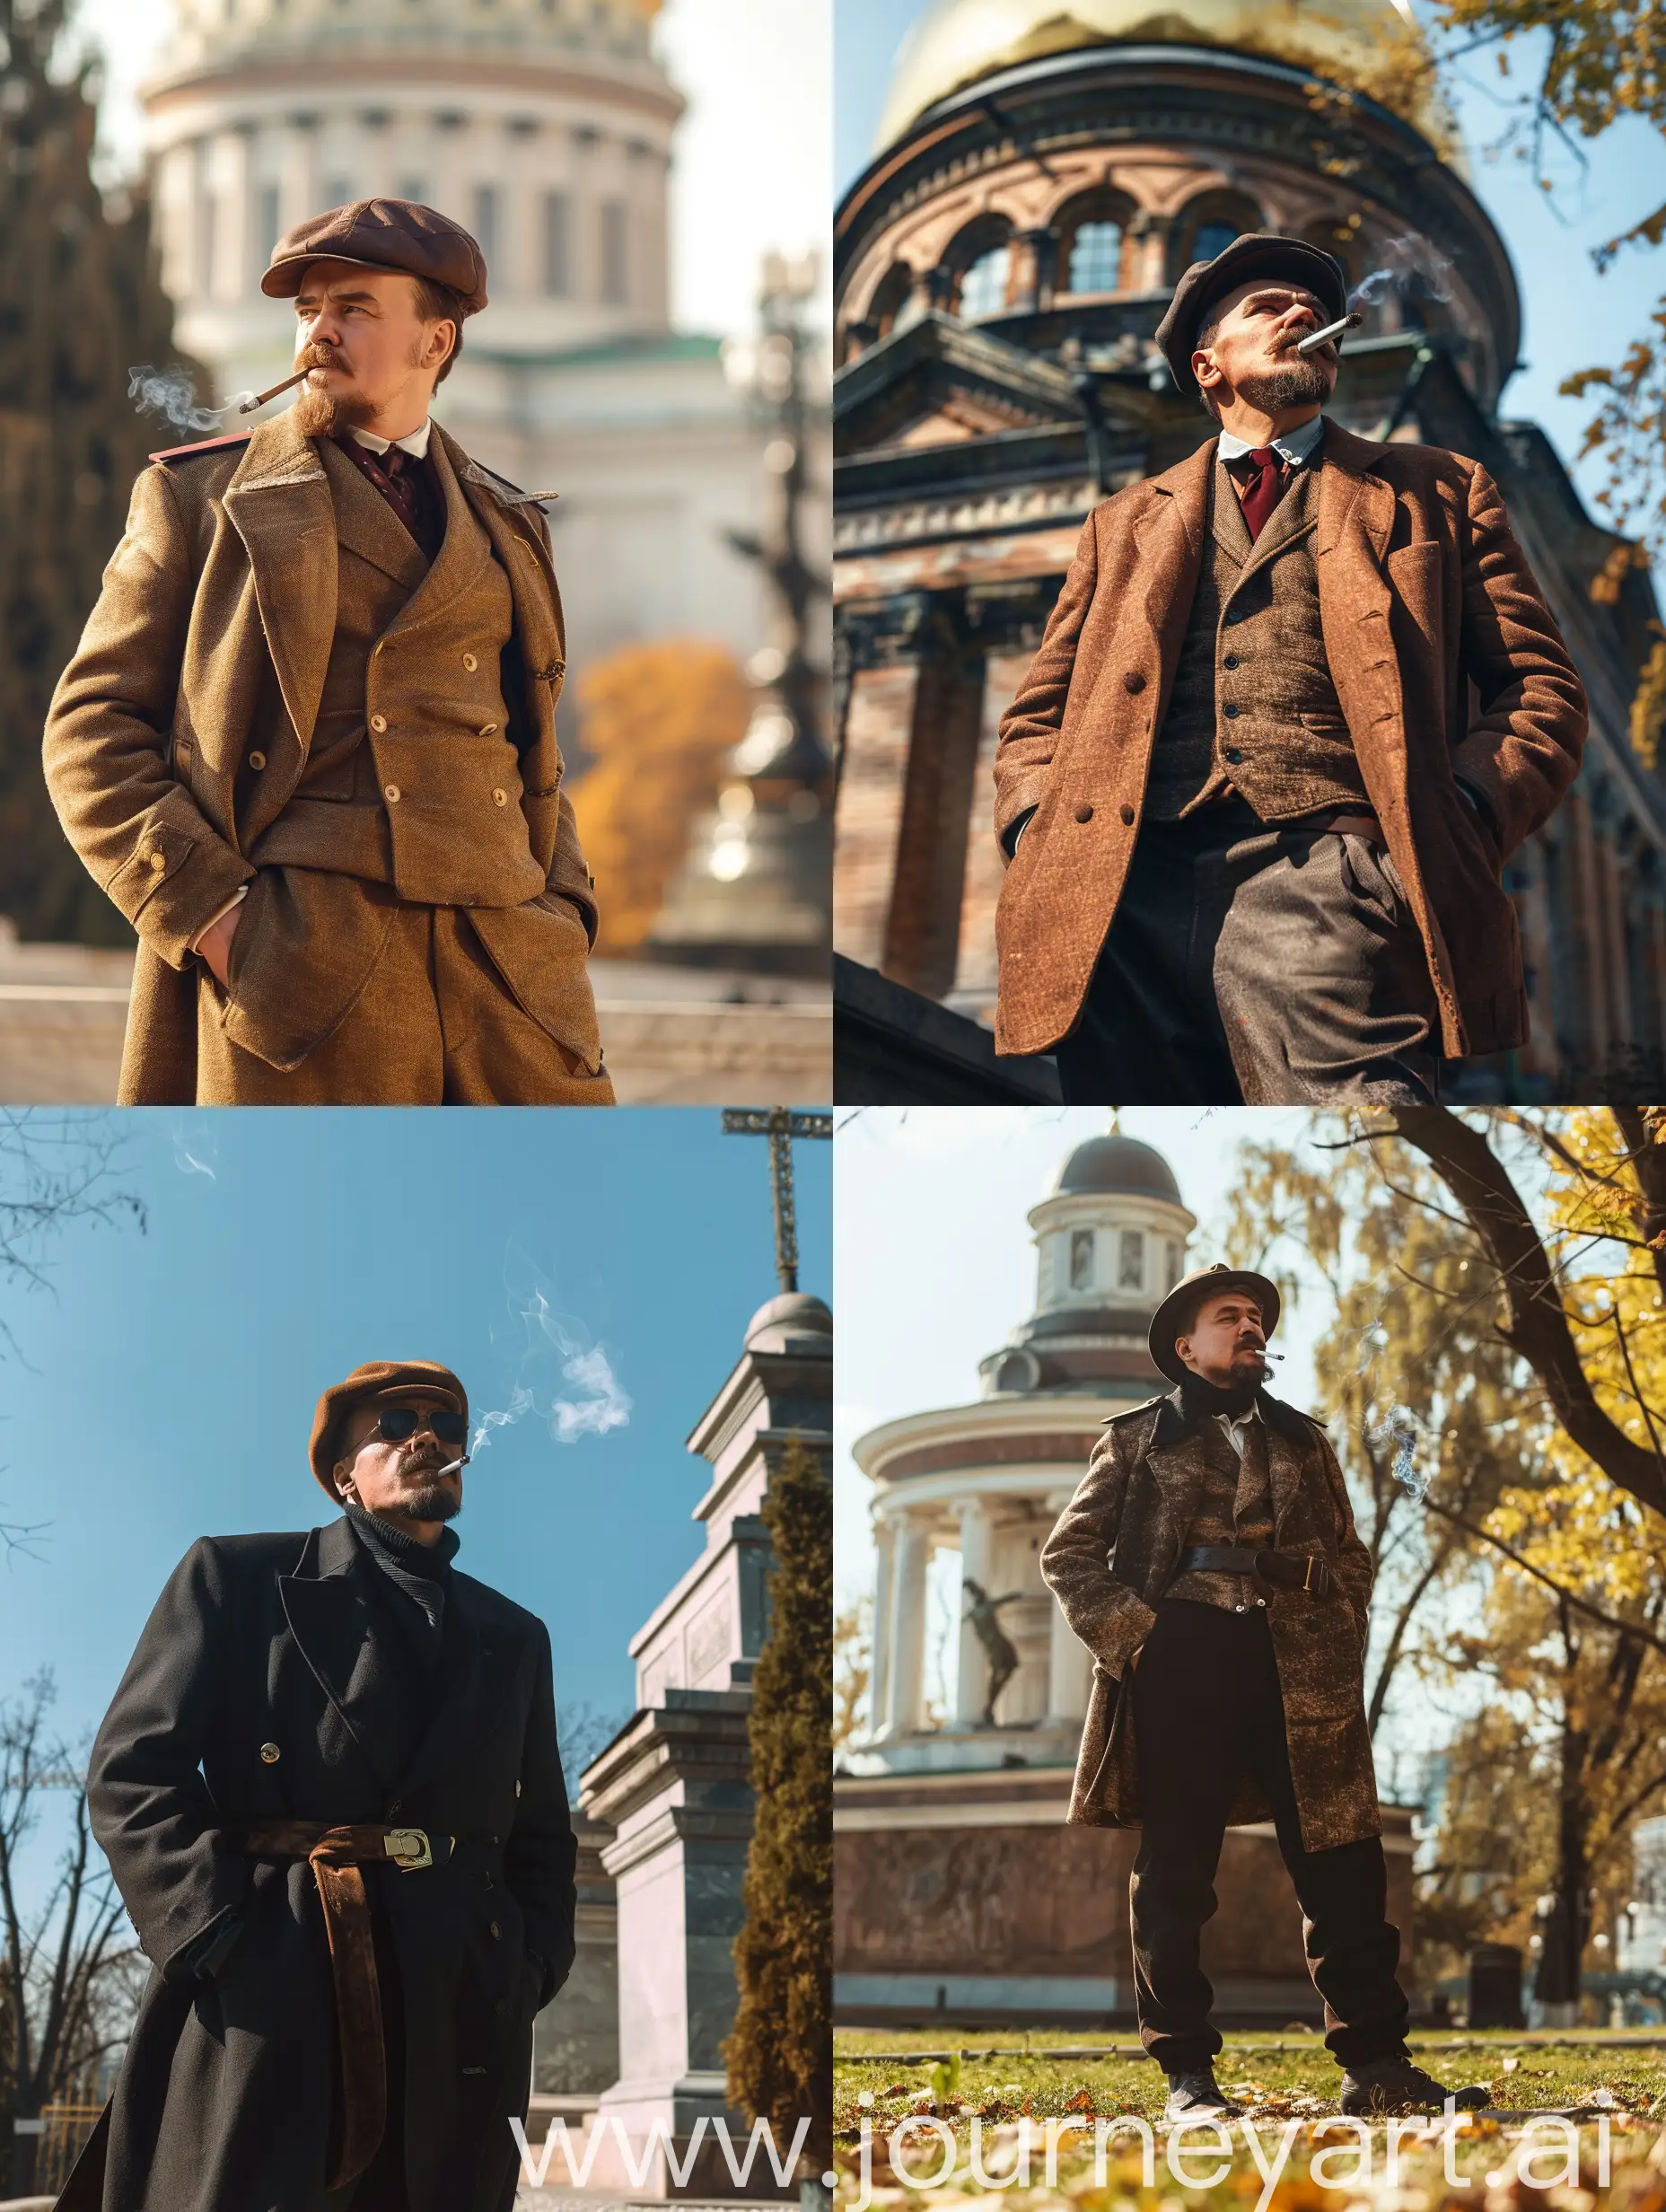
top-left (1165, 1412), bottom-right (1276, 1611)
top-left (1144, 438), bottom-right (1371, 822)
top-left (246, 429), bottom-right (546, 908)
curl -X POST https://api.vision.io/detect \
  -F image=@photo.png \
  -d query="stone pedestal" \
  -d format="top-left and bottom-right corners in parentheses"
top-left (574, 1290), bottom-right (832, 2199)
top-left (531, 1811), bottom-right (619, 2097)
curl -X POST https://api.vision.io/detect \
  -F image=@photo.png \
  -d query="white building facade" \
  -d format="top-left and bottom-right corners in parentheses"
top-left (851, 1127), bottom-right (1196, 1776)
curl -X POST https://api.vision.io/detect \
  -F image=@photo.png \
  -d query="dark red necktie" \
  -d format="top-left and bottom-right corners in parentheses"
top-left (336, 434), bottom-right (444, 560)
top-left (1232, 445), bottom-right (1288, 542)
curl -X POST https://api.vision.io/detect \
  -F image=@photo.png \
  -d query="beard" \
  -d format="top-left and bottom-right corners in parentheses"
top-left (289, 342), bottom-right (374, 438)
top-left (1230, 350), bottom-right (1332, 416)
top-left (397, 1476), bottom-right (461, 1523)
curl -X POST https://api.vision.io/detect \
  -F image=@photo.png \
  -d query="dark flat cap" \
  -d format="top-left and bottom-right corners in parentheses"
top-left (262, 198), bottom-right (488, 316)
top-left (1148, 1263), bottom-right (1281, 1386)
top-left (1155, 230), bottom-right (1347, 397)
top-left (309, 1359), bottom-right (469, 1497)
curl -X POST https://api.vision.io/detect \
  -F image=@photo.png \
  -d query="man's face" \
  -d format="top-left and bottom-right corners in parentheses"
top-left (289, 262), bottom-right (455, 435)
top-left (333, 1392), bottom-right (464, 1530)
top-left (1192, 277), bottom-right (1339, 417)
top-left (1176, 1293), bottom-right (1268, 1389)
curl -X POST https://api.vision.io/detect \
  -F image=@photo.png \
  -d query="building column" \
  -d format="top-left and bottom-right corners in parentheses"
top-left (953, 1494), bottom-right (993, 1725)
top-left (866, 1512), bottom-right (898, 1742)
top-left (1010, 226), bottom-right (1057, 313)
top-left (880, 1511), bottom-right (929, 1739)
top-left (1044, 1487), bottom-right (1092, 1725)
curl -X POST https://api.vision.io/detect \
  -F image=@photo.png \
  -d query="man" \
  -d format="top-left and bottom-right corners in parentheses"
top-left (59, 1360), bottom-right (574, 2212)
top-left (1039, 1265), bottom-right (1486, 2118)
top-left (993, 230), bottom-right (1588, 1103)
top-left (44, 198), bottom-right (613, 1104)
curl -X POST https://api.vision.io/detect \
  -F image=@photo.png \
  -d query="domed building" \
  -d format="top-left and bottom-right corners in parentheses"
top-left (834, 1121), bottom-right (1414, 2027)
top-left (139, 0), bottom-right (785, 680)
top-left (831, 0), bottom-right (1666, 1100)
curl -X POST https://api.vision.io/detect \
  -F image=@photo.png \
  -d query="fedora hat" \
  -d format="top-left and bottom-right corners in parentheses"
top-left (1148, 1263), bottom-right (1281, 1386)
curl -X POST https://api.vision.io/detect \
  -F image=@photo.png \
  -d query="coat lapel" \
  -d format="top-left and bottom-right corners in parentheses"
top-left (278, 1519), bottom-right (402, 1786)
top-left (441, 424), bottom-right (566, 673)
top-left (315, 434), bottom-right (430, 592)
top-left (388, 1572), bottom-right (487, 1801)
top-left (1134, 440), bottom-right (1210, 689)
top-left (1141, 1393), bottom-right (1211, 1552)
top-left (222, 413), bottom-right (338, 758)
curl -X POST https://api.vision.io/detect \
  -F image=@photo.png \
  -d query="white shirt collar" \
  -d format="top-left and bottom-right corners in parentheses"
top-left (1217, 411), bottom-right (1326, 468)
top-left (349, 419), bottom-right (433, 460)
top-left (1215, 1400), bottom-right (1263, 1456)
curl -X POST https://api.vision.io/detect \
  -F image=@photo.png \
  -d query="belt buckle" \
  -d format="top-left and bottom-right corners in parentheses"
top-left (1303, 1556), bottom-right (1327, 1594)
top-left (385, 1827), bottom-right (433, 1871)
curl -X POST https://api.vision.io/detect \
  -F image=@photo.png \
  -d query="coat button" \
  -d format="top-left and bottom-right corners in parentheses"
top-left (1223, 654), bottom-right (1240, 670)
top-left (491, 787), bottom-right (507, 806)
top-left (1074, 803), bottom-right (1093, 823)
top-left (479, 723), bottom-right (499, 737)
top-left (147, 851), bottom-right (165, 872)
top-left (1119, 803), bottom-right (1135, 825)
top-left (1122, 671), bottom-right (1145, 693)
top-left (248, 750), bottom-right (267, 770)
top-left (462, 652), bottom-right (478, 672)
top-left (370, 714), bottom-right (388, 733)
top-left (1234, 1603), bottom-right (1247, 1614)
top-left (1223, 701), bottom-right (1240, 718)
top-left (515, 1780), bottom-right (522, 1798)
top-left (384, 783), bottom-right (401, 803)
top-left (1224, 748), bottom-right (1244, 764)
top-left (489, 1921), bottom-right (501, 1940)
top-left (259, 1742), bottom-right (281, 1763)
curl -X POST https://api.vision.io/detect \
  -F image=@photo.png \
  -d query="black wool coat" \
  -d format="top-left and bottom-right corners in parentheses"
top-left (58, 1515), bottom-right (576, 2212)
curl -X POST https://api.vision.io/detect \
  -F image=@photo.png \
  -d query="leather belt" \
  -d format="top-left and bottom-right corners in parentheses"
top-left (1172, 1546), bottom-right (1331, 1602)
top-left (237, 1821), bottom-right (454, 2187)
top-left (1292, 805), bottom-right (1384, 842)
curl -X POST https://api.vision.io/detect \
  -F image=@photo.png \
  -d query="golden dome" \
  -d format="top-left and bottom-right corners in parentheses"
top-left (874, 0), bottom-right (1451, 154)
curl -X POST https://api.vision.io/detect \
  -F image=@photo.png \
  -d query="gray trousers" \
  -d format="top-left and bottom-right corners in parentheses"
top-left (1055, 796), bottom-right (1441, 1106)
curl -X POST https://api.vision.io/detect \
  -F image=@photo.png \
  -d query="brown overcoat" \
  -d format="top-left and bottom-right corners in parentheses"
top-left (42, 409), bottom-right (600, 1103)
top-left (1038, 1388), bottom-right (1381, 1853)
top-left (992, 420), bottom-right (1589, 1059)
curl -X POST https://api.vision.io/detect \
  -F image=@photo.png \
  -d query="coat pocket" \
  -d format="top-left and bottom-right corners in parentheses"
top-left (468, 893), bottom-right (604, 1074)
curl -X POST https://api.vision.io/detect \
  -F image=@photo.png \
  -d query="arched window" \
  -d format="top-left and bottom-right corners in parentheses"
top-left (1069, 221), bottom-right (1123, 293)
top-left (960, 244), bottom-right (1012, 320)
top-left (865, 261), bottom-right (915, 342)
top-left (1193, 219), bottom-right (1240, 263)
top-left (1171, 191), bottom-right (1265, 281)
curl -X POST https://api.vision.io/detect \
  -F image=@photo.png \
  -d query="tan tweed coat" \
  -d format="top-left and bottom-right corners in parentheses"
top-left (993, 418), bottom-right (1589, 1060)
top-left (1039, 1388), bottom-right (1381, 1853)
top-left (42, 408), bottom-right (600, 1103)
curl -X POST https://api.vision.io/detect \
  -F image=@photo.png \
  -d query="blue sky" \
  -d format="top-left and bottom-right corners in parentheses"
top-left (0, 1108), bottom-right (829, 1830)
top-left (836, 0), bottom-right (1666, 523)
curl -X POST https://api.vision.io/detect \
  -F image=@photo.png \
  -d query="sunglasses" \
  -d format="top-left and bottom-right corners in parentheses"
top-left (372, 1406), bottom-right (469, 1448)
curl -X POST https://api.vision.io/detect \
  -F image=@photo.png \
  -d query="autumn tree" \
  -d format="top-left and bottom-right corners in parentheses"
top-left (832, 1595), bottom-right (870, 1760)
top-left (1424, 0), bottom-right (1666, 754)
top-left (563, 642), bottom-right (753, 955)
top-left (724, 1438), bottom-right (832, 2204)
top-left (0, 0), bottom-right (196, 941)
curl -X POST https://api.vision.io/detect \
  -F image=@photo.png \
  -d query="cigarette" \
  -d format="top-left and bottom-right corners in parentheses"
top-left (238, 368), bottom-right (311, 412)
top-left (1293, 312), bottom-right (1363, 356)
top-left (437, 1457), bottom-right (469, 1477)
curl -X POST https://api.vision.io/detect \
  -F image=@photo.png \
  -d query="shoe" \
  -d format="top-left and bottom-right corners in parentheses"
top-left (1163, 2067), bottom-right (1246, 2120)
top-left (1339, 2054), bottom-right (1488, 2116)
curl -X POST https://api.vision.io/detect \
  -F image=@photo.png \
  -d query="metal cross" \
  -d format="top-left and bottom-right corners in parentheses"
top-left (721, 1108), bottom-right (832, 1295)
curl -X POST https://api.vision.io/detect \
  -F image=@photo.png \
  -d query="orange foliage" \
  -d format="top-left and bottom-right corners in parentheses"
top-left (562, 639), bottom-right (752, 953)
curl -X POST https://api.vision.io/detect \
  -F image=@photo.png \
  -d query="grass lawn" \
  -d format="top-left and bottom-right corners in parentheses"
top-left (832, 2031), bottom-right (1666, 2206)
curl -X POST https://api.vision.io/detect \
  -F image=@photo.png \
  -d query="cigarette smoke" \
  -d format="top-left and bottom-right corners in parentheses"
top-left (469, 1284), bottom-right (631, 1457)
top-left (127, 365), bottom-right (258, 435)
top-left (1347, 234), bottom-right (1456, 312)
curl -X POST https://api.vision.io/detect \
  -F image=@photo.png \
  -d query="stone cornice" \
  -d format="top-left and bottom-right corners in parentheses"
top-left (143, 50), bottom-right (684, 128)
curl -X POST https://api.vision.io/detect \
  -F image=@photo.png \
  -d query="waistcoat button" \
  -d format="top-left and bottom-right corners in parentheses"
top-left (1122, 670), bottom-right (1145, 693)
top-left (479, 723), bottom-right (499, 737)
top-left (259, 1742), bottom-right (280, 1763)
top-left (1224, 748), bottom-right (1244, 765)
top-left (1223, 701), bottom-right (1240, 718)
top-left (491, 787), bottom-right (508, 807)
top-left (1119, 803), bottom-right (1136, 825)
top-left (1223, 654), bottom-right (1240, 669)
top-left (147, 851), bottom-right (165, 872)
top-left (1074, 803), bottom-right (1093, 823)
top-left (384, 784), bottom-right (401, 803)
top-left (369, 714), bottom-right (388, 733)
top-left (248, 750), bottom-right (267, 770)
top-left (462, 652), bottom-right (478, 672)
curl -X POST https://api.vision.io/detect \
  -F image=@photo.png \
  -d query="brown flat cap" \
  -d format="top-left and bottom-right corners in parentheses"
top-left (1148, 1264), bottom-right (1281, 1387)
top-left (309, 1360), bottom-right (469, 1497)
top-left (262, 198), bottom-right (488, 316)
top-left (1155, 229), bottom-right (1347, 398)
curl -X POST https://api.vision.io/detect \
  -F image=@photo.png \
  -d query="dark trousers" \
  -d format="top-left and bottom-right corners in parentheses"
top-left (1129, 1597), bottom-right (1409, 2075)
top-left (1055, 798), bottom-right (1441, 1106)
